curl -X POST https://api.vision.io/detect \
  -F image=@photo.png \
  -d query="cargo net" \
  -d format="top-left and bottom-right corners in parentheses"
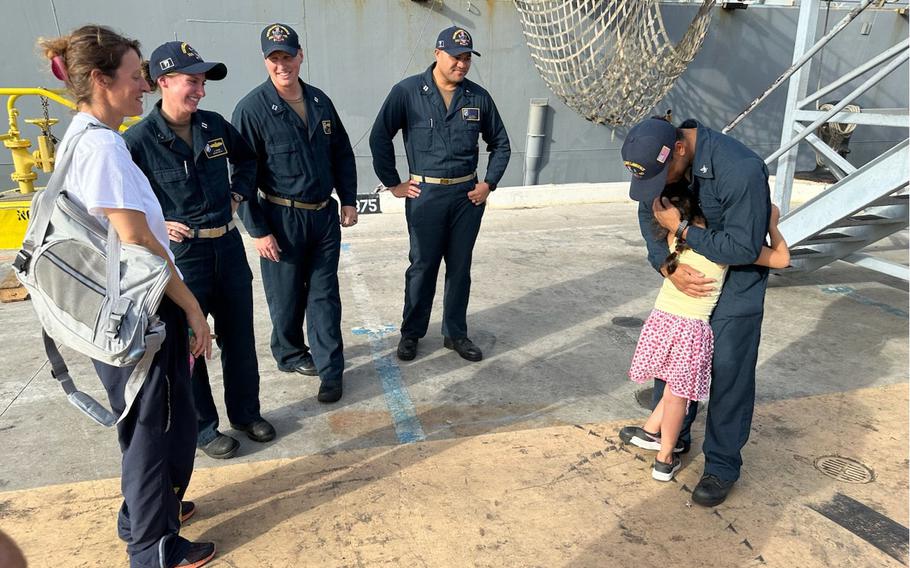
top-left (513, 0), bottom-right (716, 126)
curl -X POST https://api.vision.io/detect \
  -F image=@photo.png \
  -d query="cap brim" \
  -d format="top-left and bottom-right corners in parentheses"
top-left (443, 47), bottom-right (481, 57)
top-left (628, 167), bottom-right (669, 203)
top-left (179, 61), bottom-right (228, 81)
top-left (263, 45), bottom-right (300, 57)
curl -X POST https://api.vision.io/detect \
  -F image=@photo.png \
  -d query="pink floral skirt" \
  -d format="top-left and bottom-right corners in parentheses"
top-left (628, 309), bottom-right (713, 403)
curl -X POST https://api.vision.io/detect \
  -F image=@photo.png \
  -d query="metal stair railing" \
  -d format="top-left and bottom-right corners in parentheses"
top-left (777, 140), bottom-right (908, 276)
top-left (723, 0), bottom-right (909, 280)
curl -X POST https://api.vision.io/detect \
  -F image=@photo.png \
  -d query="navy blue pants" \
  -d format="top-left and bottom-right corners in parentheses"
top-left (654, 307), bottom-right (765, 482)
top-left (171, 229), bottom-right (262, 446)
top-left (93, 297), bottom-right (197, 568)
top-left (402, 180), bottom-right (485, 339)
top-left (261, 200), bottom-right (344, 386)
top-left (702, 312), bottom-right (763, 481)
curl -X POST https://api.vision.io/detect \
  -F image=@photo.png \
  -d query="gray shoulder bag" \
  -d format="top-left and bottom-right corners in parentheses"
top-left (13, 124), bottom-right (172, 427)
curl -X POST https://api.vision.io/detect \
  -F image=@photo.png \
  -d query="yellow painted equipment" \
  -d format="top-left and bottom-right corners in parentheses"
top-left (0, 197), bottom-right (32, 249)
top-left (0, 88), bottom-right (73, 249)
top-left (0, 88), bottom-right (138, 249)
top-left (0, 88), bottom-right (73, 194)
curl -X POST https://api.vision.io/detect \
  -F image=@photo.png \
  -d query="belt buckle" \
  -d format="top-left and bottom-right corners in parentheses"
top-left (439, 178), bottom-right (450, 185)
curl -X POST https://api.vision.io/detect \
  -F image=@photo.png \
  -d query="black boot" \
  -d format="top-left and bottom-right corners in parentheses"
top-left (692, 474), bottom-right (735, 507)
top-left (397, 337), bottom-right (418, 361)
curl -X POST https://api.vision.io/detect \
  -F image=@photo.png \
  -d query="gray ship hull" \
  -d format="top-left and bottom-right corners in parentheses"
top-left (1, 1), bottom-right (907, 190)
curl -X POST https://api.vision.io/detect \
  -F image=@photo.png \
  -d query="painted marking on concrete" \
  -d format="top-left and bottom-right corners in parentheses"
top-left (809, 492), bottom-right (909, 564)
top-left (351, 325), bottom-right (425, 443)
top-left (820, 286), bottom-right (908, 319)
top-left (341, 245), bottom-right (426, 444)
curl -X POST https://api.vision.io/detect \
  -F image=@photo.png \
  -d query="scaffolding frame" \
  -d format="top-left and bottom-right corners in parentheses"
top-left (725, 0), bottom-right (910, 280)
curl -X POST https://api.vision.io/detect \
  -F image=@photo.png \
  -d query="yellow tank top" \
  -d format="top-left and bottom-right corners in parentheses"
top-left (653, 242), bottom-right (728, 322)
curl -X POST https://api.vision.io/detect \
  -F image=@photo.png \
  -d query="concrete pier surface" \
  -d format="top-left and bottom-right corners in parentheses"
top-left (0, 194), bottom-right (907, 567)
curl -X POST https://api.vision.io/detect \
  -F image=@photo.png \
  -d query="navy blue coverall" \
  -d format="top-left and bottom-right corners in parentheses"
top-left (123, 102), bottom-right (264, 447)
top-left (233, 79), bottom-right (357, 388)
top-left (94, 297), bottom-right (196, 568)
top-left (369, 64), bottom-right (510, 340)
top-left (639, 122), bottom-right (770, 482)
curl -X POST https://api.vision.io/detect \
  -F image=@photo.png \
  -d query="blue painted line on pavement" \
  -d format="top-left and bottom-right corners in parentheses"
top-left (821, 286), bottom-right (908, 319)
top-left (352, 325), bottom-right (426, 444)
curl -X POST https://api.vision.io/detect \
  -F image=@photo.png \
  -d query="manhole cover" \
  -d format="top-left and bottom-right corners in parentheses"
top-left (612, 316), bottom-right (644, 328)
top-left (635, 387), bottom-right (654, 409)
top-left (814, 456), bottom-right (875, 484)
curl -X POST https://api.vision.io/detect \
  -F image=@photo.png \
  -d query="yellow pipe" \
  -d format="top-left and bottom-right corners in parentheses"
top-left (36, 135), bottom-right (54, 172)
top-left (0, 89), bottom-right (72, 194)
top-left (0, 88), bottom-right (75, 113)
top-left (1, 88), bottom-right (143, 194)
top-left (1, 88), bottom-right (134, 135)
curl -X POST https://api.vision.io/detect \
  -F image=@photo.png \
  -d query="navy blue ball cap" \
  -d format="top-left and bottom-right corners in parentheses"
top-left (621, 118), bottom-right (677, 202)
top-left (435, 26), bottom-right (481, 57)
top-left (149, 41), bottom-right (227, 82)
top-left (261, 23), bottom-right (301, 57)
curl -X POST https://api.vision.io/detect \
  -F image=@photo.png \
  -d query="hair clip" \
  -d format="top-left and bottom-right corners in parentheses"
top-left (51, 55), bottom-right (68, 83)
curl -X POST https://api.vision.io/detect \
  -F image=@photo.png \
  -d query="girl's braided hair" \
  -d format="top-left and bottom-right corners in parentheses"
top-left (656, 182), bottom-right (706, 275)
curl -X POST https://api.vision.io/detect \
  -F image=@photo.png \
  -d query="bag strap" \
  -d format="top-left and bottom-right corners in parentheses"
top-left (106, 222), bottom-right (122, 305)
top-left (22, 120), bottom-right (125, 306)
top-left (21, 125), bottom-right (95, 255)
top-left (42, 320), bottom-right (167, 428)
top-left (29, 120), bottom-right (167, 428)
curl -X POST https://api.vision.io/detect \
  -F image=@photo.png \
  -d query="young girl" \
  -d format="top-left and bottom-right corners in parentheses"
top-left (620, 184), bottom-right (789, 481)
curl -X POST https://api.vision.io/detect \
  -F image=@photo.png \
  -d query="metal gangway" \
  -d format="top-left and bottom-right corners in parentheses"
top-left (725, 0), bottom-right (909, 281)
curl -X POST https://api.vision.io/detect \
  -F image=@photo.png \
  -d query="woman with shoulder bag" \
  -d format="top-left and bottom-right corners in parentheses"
top-left (39, 25), bottom-right (215, 568)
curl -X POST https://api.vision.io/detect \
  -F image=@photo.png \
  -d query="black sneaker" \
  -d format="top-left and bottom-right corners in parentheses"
top-left (172, 541), bottom-right (216, 568)
top-left (618, 426), bottom-right (687, 453)
top-left (179, 501), bottom-right (195, 523)
top-left (652, 455), bottom-right (682, 482)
